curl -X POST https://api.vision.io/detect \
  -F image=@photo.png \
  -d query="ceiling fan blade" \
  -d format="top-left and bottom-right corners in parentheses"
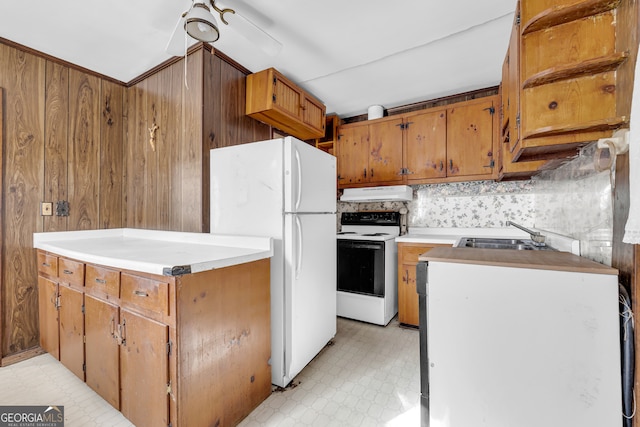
top-left (165, 15), bottom-right (187, 56)
top-left (223, 11), bottom-right (282, 56)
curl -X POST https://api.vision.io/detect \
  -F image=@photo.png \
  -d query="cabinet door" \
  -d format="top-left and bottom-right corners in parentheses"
top-left (368, 118), bottom-right (404, 184)
top-left (58, 285), bottom-right (85, 380)
top-left (337, 124), bottom-right (369, 186)
top-left (398, 243), bottom-right (450, 327)
top-left (120, 309), bottom-right (169, 427)
top-left (405, 110), bottom-right (447, 181)
top-left (447, 98), bottom-right (496, 177)
top-left (85, 295), bottom-right (120, 409)
top-left (38, 276), bottom-right (59, 359)
top-left (301, 96), bottom-right (325, 135)
top-left (273, 76), bottom-right (303, 120)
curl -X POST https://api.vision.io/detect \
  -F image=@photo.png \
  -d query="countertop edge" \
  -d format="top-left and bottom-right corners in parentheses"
top-left (419, 247), bottom-right (618, 275)
top-left (33, 229), bottom-right (274, 276)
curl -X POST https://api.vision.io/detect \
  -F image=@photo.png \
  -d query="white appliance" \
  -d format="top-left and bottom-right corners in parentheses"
top-left (339, 185), bottom-right (413, 202)
top-left (422, 261), bottom-right (621, 427)
top-left (210, 136), bottom-right (337, 388)
top-left (336, 212), bottom-right (399, 325)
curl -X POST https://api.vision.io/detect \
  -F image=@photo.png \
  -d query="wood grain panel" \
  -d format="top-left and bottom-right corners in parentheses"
top-left (145, 73), bottom-right (160, 229)
top-left (0, 44), bottom-right (45, 356)
top-left (156, 67), bottom-right (172, 230)
top-left (68, 69), bottom-right (100, 231)
top-left (99, 80), bottom-right (124, 229)
top-left (125, 80), bottom-right (148, 228)
top-left (120, 309), bottom-right (169, 427)
top-left (181, 50), bottom-right (203, 232)
top-left (37, 276), bottom-right (58, 359)
top-left (85, 295), bottom-right (120, 409)
top-left (176, 259), bottom-right (271, 427)
top-left (168, 61), bottom-right (184, 231)
top-left (58, 285), bottom-right (84, 380)
top-left (44, 61), bottom-right (69, 232)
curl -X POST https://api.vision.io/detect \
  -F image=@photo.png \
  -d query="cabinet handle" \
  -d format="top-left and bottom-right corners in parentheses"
top-left (118, 320), bottom-right (126, 346)
top-left (449, 159), bottom-right (453, 173)
top-left (371, 169), bottom-right (374, 177)
top-left (439, 161), bottom-right (444, 172)
top-left (95, 278), bottom-right (107, 285)
top-left (42, 262), bottom-right (51, 268)
top-left (134, 290), bottom-right (149, 297)
top-left (110, 317), bottom-right (116, 338)
top-left (363, 168), bottom-right (367, 178)
top-left (63, 269), bottom-right (73, 275)
top-left (404, 269), bottom-right (409, 283)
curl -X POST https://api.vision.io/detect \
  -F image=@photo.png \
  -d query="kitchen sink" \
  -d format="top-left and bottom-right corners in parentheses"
top-left (456, 237), bottom-right (555, 251)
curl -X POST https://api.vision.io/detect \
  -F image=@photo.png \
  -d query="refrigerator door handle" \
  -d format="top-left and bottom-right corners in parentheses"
top-left (295, 215), bottom-right (303, 279)
top-left (294, 148), bottom-right (302, 211)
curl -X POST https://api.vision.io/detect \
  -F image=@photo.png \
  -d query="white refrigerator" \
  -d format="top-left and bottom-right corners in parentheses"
top-left (210, 136), bottom-right (337, 388)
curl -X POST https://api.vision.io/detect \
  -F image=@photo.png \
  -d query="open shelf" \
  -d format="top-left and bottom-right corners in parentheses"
top-left (522, 52), bottom-right (629, 89)
top-left (522, 0), bottom-right (620, 35)
top-left (522, 116), bottom-right (628, 139)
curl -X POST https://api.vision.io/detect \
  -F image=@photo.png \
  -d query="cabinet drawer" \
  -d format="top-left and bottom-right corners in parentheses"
top-left (58, 258), bottom-right (85, 287)
top-left (121, 274), bottom-right (169, 317)
top-left (37, 251), bottom-right (58, 277)
top-left (86, 265), bottom-right (120, 302)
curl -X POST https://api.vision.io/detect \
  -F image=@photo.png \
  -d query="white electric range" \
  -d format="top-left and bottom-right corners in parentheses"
top-left (336, 212), bottom-right (400, 325)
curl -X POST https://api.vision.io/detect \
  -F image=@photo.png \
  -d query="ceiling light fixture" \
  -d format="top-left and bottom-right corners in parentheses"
top-left (184, 0), bottom-right (235, 43)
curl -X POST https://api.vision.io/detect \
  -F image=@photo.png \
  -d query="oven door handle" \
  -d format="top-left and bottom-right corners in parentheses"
top-left (338, 241), bottom-right (384, 250)
top-left (295, 215), bottom-right (303, 279)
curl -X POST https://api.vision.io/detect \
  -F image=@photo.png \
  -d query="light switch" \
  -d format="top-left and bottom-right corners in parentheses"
top-left (41, 202), bottom-right (53, 216)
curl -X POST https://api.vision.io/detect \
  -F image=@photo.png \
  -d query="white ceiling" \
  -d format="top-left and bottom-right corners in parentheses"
top-left (0, 0), bottom-right (515, 117)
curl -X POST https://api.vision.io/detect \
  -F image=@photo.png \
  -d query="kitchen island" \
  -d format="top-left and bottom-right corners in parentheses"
top-left (418, 246), bottom-right (620, 427)
top-left (33, 229), bottom-right (273, 427)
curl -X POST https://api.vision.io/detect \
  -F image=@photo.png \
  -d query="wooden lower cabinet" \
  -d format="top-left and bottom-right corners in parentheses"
top-left (58, 285), bottom-right (85, 380)
top-left (84, 295), bottom-right (120, 409)
top-left (37, 276), bottom-right (59, 358)
top-left (397, 243), bottom-right (450, 327)
top-left (37, 250), bottom-right (271, 427)
top-left (120, 309), bottom-right (169, 427)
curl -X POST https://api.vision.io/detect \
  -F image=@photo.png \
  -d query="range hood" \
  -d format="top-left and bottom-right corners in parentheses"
top-left (340, 185), bottom-right (413, 202)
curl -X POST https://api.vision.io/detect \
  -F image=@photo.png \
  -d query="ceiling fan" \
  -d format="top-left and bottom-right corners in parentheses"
top-left (165, 0), bottom-right (282, 57)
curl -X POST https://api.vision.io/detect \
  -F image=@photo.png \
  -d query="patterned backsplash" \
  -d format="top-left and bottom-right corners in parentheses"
top-left (338, 142), bottom-right (614, 264)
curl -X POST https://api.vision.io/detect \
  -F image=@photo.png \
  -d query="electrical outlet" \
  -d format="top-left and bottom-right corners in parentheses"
top-left (41, 202), bottom-right (53, 216)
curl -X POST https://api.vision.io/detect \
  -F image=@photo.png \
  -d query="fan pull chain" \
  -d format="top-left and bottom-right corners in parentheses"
top-left (184, 29), bottom-right (189, 90)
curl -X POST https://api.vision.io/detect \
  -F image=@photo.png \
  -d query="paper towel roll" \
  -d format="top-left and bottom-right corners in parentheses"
top-left (368, 105), bottom-right (384, 120)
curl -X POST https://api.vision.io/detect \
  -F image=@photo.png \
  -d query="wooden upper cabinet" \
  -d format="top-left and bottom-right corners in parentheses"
top-left (368, 117), bottom-right (404, 184)
top-left (337, 122), bottom-right (370, 185)
top-left (336, 96), bottom-right (498, 188)
top-left (512, 0), bottom-right (628, 161)
top-left (404, 109), bottom-right (447, 181)
top-left (446, 97), bottom-right (498, 178)
top-left (499, 0), bottom-right (548, 180)
top-left (246, 67), bottom-right (326, 140)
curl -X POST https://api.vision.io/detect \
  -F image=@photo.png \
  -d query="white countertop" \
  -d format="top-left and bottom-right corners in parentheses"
top-left (396, 227), bottom-right (580, 255)
top-left (33, 228), bottom-right (273, 276)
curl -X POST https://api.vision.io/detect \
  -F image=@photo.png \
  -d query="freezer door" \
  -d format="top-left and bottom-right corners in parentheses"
top-left (283, 213), bottom-right (336, 385)
top-left (284, 136), bottom-right (336, 213)
top-left (210, 139), bottom-right (284, 236)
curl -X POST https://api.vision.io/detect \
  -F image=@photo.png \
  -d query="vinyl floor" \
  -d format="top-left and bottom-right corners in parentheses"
top-left (0, 317), bottom-right (421, 427)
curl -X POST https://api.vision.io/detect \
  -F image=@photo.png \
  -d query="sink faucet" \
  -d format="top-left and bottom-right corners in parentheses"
top-left (506, 221), bottom-right (546, 245)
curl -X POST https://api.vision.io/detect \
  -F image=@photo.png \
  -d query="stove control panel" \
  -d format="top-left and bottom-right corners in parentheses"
top-left (341, 211), bottom-right (400, 226)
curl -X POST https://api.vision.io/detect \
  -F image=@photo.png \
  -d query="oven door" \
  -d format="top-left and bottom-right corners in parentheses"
top-left (337, 239), bottom-right (385, 297)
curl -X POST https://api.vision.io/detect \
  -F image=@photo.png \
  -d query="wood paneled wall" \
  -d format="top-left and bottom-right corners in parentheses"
top-left (0, 40), bottom-right (269, 360)
top-left (123, 45), bottom-right (269, 233)
top-left (0, 43), bottom-right (124, 359)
